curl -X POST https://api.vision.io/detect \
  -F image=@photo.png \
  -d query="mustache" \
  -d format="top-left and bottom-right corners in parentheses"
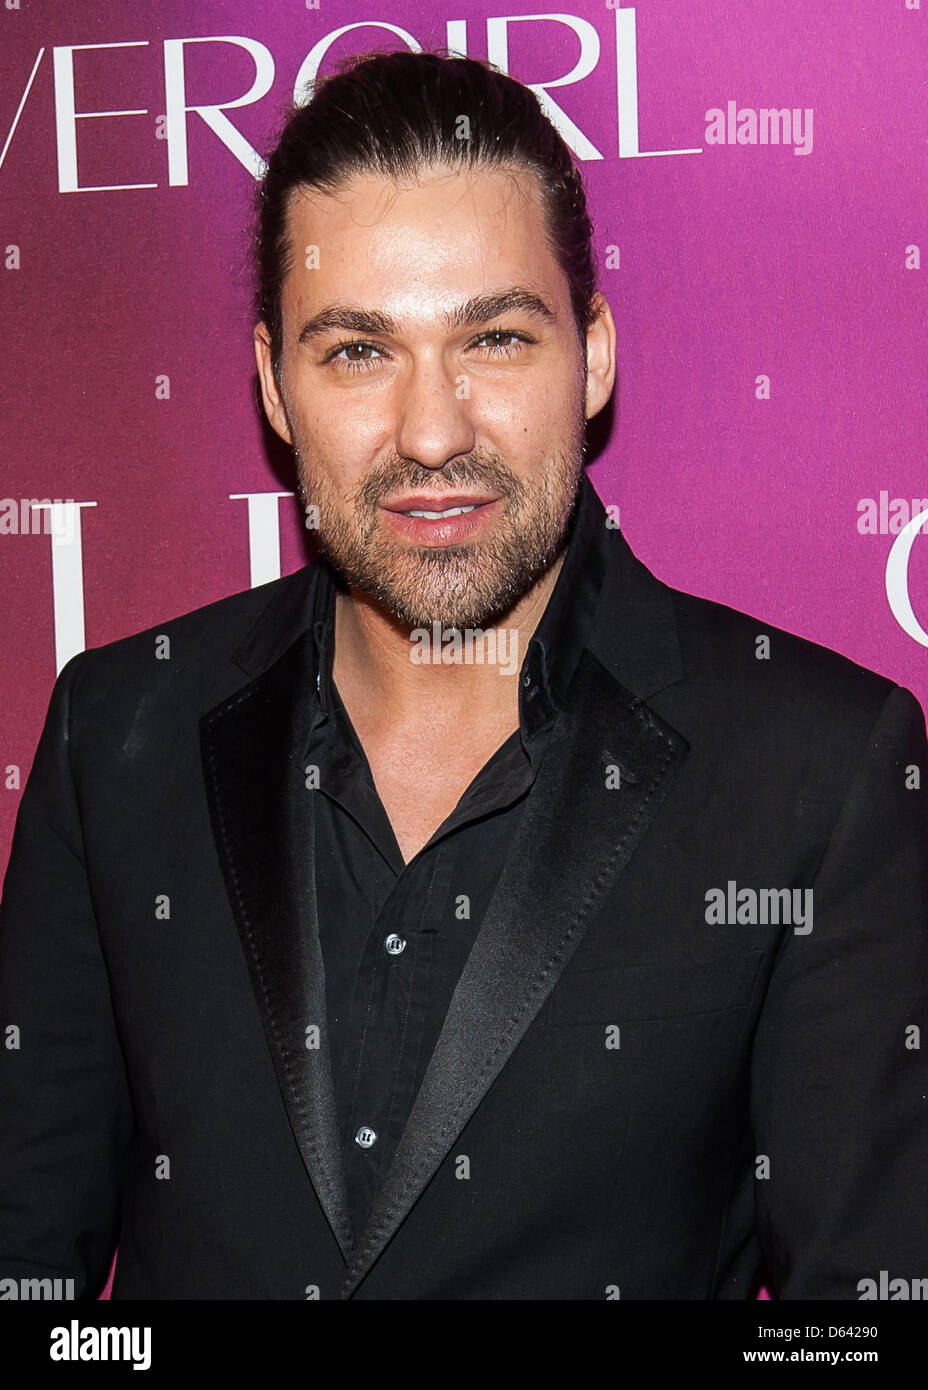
top-left (352, 455), bottom-right (519, 511)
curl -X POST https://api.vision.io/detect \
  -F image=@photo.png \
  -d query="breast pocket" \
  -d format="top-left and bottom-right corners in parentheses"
top-left (546, 951), bottom-right (764, 1025)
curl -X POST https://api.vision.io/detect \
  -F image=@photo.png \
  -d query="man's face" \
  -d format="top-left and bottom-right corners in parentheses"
top-left (255, 161), bottom-right (614, 630)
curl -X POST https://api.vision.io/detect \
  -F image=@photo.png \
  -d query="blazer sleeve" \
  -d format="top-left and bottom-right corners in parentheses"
top-left (0, 652), bottom-right (134, 1300)
top-left (750, 682), bottom-right (928, 1298)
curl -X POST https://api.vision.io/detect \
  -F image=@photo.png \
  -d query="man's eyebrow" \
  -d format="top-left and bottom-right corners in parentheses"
top-left (296, 288), bottom-right (557, 345)
top-left (445, 289), bottom-right (557, 332)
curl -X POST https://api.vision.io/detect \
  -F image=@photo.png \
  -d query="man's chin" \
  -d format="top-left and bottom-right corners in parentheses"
top-left (319, 543), bottom-right (509, 631)
top-left (375, 592), bottom-right (519, 634)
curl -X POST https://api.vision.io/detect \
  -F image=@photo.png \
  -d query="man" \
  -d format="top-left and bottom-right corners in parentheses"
top-left (1, 50), bottom-right (926, 1301)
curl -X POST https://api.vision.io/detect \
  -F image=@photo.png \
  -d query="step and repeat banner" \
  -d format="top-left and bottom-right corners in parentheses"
top-left (1, 0), bottom-right (926, 1299)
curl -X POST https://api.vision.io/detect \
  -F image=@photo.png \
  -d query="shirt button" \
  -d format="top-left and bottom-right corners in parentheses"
top-left (384, 933), bottom-right (407, 955)
top-left (355, 1126), bottom-right (377, 1149)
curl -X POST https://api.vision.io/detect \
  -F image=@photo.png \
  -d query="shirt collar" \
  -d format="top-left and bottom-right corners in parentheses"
top-left (309, 469), bottom-right (609, 741)
top-left (518, 469), bottom-right (608, 738)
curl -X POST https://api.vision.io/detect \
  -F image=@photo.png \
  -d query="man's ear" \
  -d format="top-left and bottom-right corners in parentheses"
top-left (253, 322), bottom-right (293, 445)
top-left (584, 292), bottom-right (617, 421)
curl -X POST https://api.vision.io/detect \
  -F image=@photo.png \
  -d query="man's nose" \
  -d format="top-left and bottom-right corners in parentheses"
top-left (392, 355), bottom-right (476, 470)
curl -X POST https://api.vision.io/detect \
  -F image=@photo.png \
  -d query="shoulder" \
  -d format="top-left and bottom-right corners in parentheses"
top-left (632, 582), bottom-right (928, 844)
top-left (663, 581), bottom-right (924, 750)
top-left (593, 524), bottom-right (907, 734)
top-left (55, 567), bottom-right (311, 725)
top-left (671, 583), bottom-right (895, 700)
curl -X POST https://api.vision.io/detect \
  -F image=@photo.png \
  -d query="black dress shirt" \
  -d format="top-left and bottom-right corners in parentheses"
top-left (301, 478), bottom-right (607, 1245)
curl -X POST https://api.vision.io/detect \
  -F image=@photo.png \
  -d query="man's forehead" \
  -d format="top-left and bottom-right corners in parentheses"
top-left (284, 161), bottom-right (546, 237)
top-left (280, 163), bottom-right (562, 321)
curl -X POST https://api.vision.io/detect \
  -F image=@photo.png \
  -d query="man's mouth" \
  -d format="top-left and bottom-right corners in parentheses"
top-left (383, 493), bottom-right (499, 516)
top-left (402, 504), bottom-right (476, 519)
top-left (379, 493), bottom-right (502, 546)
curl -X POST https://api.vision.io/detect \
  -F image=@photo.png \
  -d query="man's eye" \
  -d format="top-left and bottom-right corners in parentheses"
top-left (323, 330), bottom-right (531, 372)
top-left (473, 330), bottom-right (530, 355)
top-left (325, 341), bottom-right (385, 372)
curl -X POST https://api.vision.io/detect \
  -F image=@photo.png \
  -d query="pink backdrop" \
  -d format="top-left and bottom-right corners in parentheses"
top-left (2, 0), bottom-right (926, 1301)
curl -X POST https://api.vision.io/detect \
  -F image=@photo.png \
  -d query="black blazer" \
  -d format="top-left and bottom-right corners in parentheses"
top-left (2, 479), bottom-right (926, 1300)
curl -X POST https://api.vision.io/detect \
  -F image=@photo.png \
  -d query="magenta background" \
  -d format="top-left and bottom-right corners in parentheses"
top-left (2, 0), bottom-right (926, 1302)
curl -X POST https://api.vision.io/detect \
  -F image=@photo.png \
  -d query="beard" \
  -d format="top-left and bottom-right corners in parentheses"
top-left (290, 420), bottom-right (587, 632)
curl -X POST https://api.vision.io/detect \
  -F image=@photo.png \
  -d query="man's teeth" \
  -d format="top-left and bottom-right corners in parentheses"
top-left (403, 504), bottom-right (477, 519)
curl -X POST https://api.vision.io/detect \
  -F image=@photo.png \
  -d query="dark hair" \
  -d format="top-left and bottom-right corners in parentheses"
top-left (254, 49), bottom-right (598, 385)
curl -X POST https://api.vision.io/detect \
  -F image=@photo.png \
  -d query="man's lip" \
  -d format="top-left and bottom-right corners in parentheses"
top-left (381, 493), bottom-right (500, 513)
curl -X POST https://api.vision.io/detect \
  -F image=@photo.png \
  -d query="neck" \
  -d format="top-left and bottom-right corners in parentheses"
top-left (331, 553), bottom-right (566, 737)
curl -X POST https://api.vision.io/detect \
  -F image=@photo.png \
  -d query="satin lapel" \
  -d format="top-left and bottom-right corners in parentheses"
top-left (338, 647), bottom-right (689, 1296)
top-left (200, 628), bottom-right (354, 1260)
